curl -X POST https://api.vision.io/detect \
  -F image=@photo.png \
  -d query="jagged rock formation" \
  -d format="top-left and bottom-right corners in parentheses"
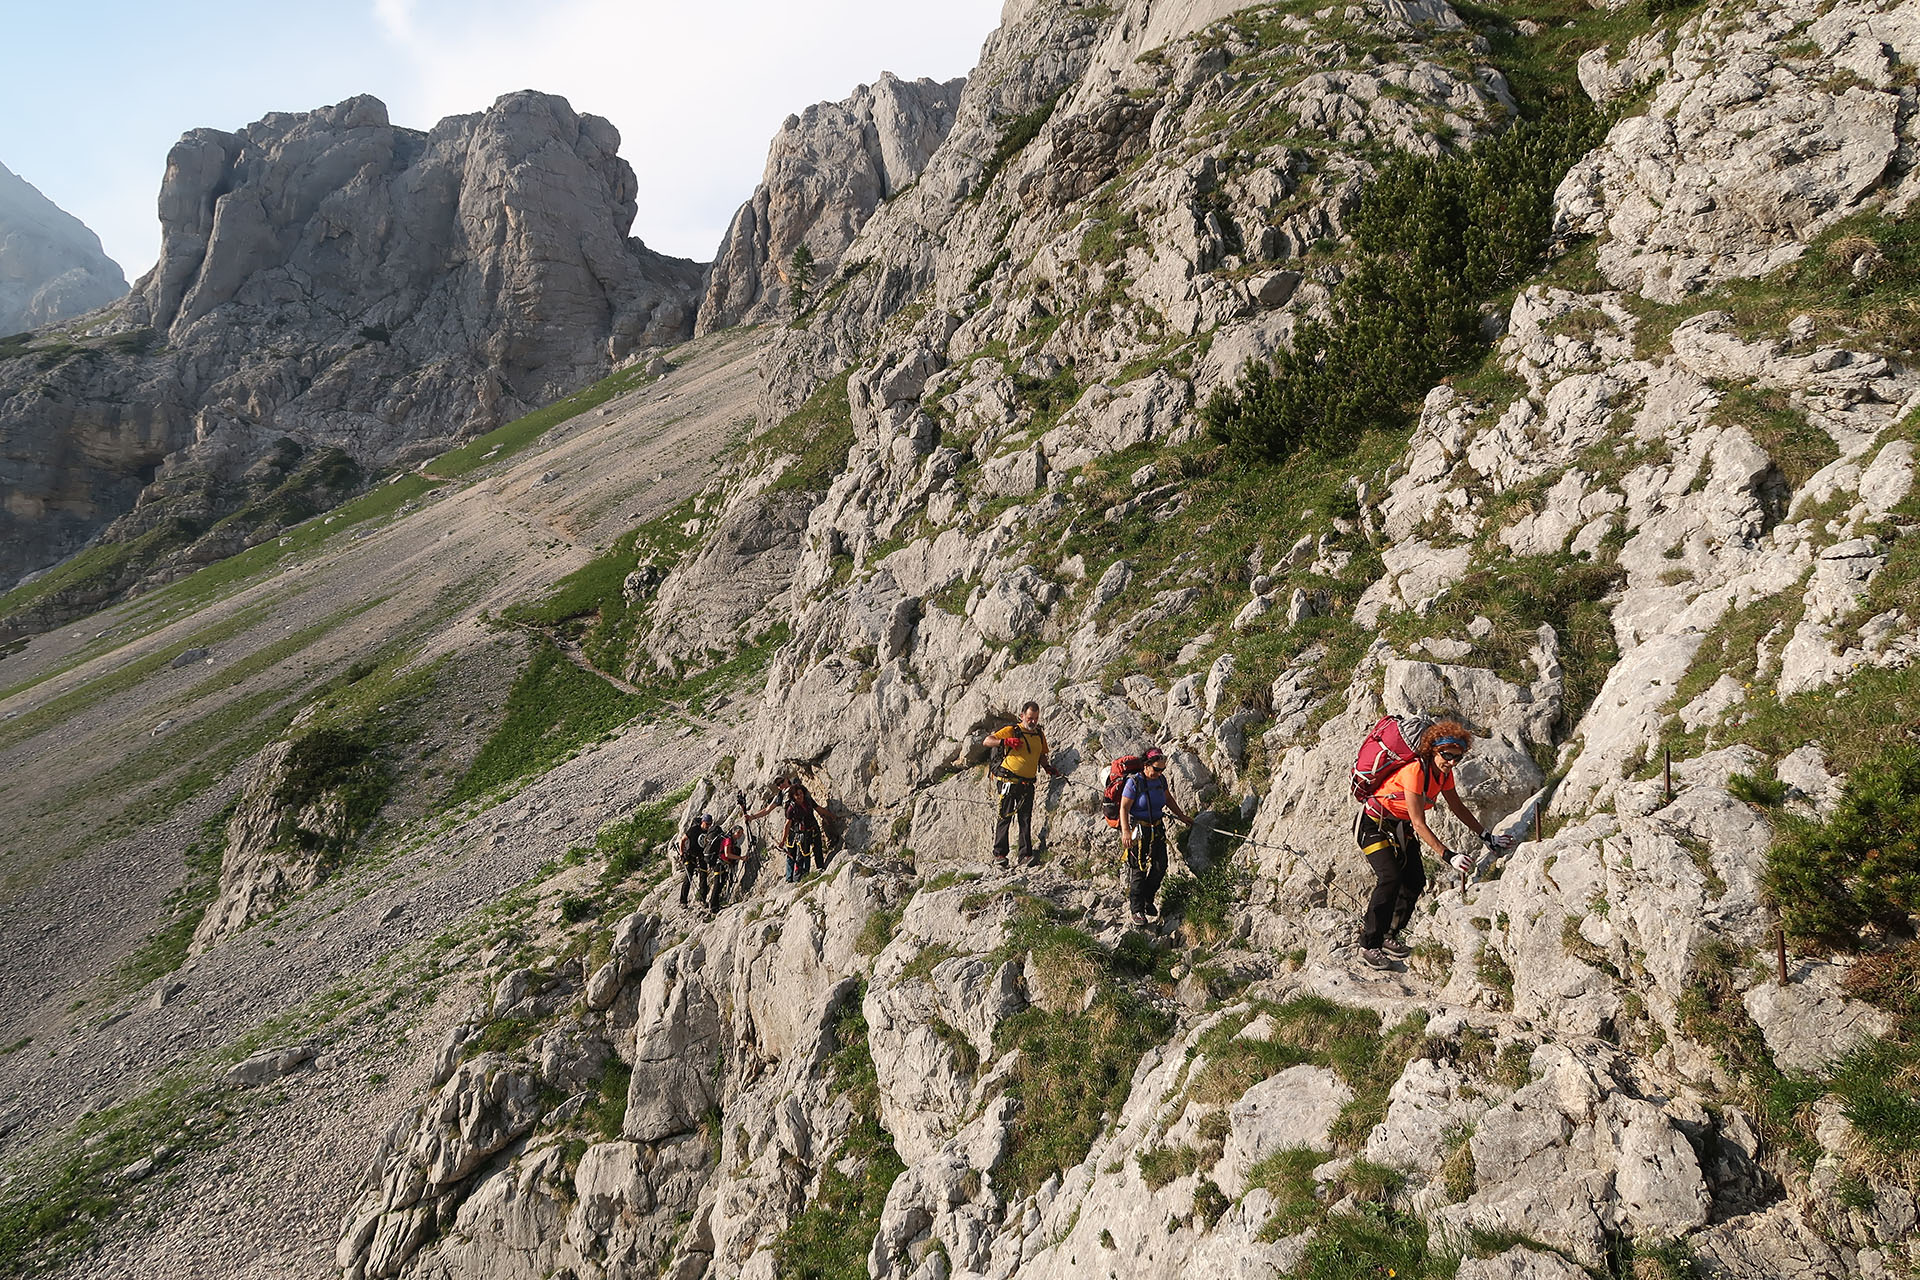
top-left (0, 91), bottom-right (703, 613)
top-left (191, 718), bottom-right (390, 953)
top-left (316, 0), bottom-right (1909, 1275)
top-left (697, 73), bottom-right (965, 333)
top-left (9, 0), bottom-right (1920, 1278)
top-left (0, 161), bottom-right (127, 333)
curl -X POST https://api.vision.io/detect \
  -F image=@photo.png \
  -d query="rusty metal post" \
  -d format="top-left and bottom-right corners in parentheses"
top-left (1533, 804), bottom-right (1543, 843)
top-left (1664, 748), bottom-right (1673, 802)
top-left (1777, 925), bottom-right (1789, 985)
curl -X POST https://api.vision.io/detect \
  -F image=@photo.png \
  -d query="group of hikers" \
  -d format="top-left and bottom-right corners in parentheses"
top-left (677, 698), bottom-right (1516, 971)
top-left (677, 776), bottom-right (832, 913)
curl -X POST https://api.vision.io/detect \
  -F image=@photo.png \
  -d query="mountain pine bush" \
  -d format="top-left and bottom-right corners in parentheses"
top-left (1205, 108), bottom-right (1608, 463)
top-left (1766, 743), bottom-right (1920, 952)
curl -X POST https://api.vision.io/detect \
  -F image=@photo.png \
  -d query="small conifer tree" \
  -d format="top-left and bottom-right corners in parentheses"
top-left (789, 242), bottom-right (817, 313)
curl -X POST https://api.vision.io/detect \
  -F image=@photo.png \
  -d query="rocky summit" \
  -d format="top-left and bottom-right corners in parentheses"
top-left (0, 91), bottom-right (703, 626)
top-left (1, 1), bottom-right (1919, 1280)
top-left (0, 160), bottom-right (127, 335)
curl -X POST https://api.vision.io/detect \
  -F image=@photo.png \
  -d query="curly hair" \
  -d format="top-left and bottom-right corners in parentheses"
top-left (1419, 719), bottom-right (1474, 758)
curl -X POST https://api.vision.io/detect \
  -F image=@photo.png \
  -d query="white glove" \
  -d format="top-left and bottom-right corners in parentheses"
top-left (1481, 830), bottom-right (1516, 851)
top-left (1448, 850), bottom-right (1475, 875)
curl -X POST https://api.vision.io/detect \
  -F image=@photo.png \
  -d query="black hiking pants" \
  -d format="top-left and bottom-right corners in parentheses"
top-left (1356, 810), bottom-right (1427, 948)
top-left (993, 777), bottom-right (1035, 862)
top-left (679, 859), bottom-right (708, 909)
top-left (1126, 821), bottom-right (1169, 916)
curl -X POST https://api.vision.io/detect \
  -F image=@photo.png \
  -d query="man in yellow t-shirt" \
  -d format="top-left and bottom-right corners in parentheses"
top-left (981, 700), bottom-right (1061, 867)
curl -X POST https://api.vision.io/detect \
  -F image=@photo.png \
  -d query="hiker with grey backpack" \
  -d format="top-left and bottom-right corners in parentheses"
top-left (1349, 715), bottom-right (1513, 971)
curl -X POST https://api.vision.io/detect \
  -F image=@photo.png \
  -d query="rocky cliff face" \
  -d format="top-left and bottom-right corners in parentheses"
top-left (7, 1), bottom-right (1920, 1279)
top-left (697, 73), bottom-right (966, 333)
top-left (321, 0), bottom-right (1920, 1276)
top-left (0, 161), bottom-right (127, 334)
top-left (0, 91), bottom-right (703, 616)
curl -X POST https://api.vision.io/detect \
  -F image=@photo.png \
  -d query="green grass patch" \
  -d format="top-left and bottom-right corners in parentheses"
top-left (1181, 997), bottom-right (1427, 1150)
top-left (0, 1075), bottom-right (234, 1274)
top-left (1715, 385), bottom-right (1838, 492)
top-left (450, 639), bottom-right (651, 805)
top-left (971, 95), bottom-right (1062, 202)
top-left (598, 784), bottom-right (694, 889)
top-left (992, 897), bottom-right (1173, 1197)
top-left (760, 373), bottom-right (855, 494)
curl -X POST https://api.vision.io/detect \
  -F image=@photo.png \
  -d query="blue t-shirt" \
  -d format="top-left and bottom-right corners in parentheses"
top-left (1122, 773), bottom-right (1168, 823)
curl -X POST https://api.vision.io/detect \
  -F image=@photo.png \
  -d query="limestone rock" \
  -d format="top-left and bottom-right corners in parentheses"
top-left (0, 91), bottom-right (703, 610)
top-left (0, 159), bottom-right (127, 332)
top-left (1216, 1064), bottom-right (1352, 1195)
top-left (1743, 964), bottom-right (1893, 1072)
top-left (224, 1044), bottom-right (315, 1087)
top-left (698, 73), bottom-right (965, 332)
top-left (1556, 4), bottom-right (1911, 301)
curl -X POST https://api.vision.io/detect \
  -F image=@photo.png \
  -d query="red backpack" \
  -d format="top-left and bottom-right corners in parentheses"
top-left (1101, 756), bottom-right (1147, 828)
top-left (1351, 715), bottom-right (1435, 812)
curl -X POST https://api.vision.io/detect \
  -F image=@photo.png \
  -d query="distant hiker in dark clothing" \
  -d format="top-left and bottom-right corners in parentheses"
top-left (1353, 719), bottom-right (1512, 970)
top-left (680, 813), bottom-right (718, 910)
top-left (982, 701), bottom-right (1061, 867)
top-left (749, 778), bottom-right (831, 882)
top-left (1118, 747), bottom-right (1191, 926)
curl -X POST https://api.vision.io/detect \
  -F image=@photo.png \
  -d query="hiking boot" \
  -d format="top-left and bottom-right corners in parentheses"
top-left (1359, 948), bottom-right (1397, 972)
top-left (993, 855), bottom-right (1010, 870)
top-left (1382, 939), bottom-right (1411, 959)
top-left (1131, 911), bottom-right (1148, 926)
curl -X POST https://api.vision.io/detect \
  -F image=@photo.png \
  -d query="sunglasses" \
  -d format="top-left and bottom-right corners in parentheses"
top-left (1437, 751), bottom-right (1464, 764)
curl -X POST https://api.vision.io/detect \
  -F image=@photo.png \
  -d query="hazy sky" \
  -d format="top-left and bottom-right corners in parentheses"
top-left (0, 0), bottom-right (1003, 279)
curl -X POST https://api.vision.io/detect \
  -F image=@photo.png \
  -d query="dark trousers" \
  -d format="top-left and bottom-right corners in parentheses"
top-left (679, 860), bottom-right (708, 908)
top-left (787, 827), bottom-right (824, 881)
top-left (707, 861), bottom-right (736, 910)
top-left (1356, 811), bottom-right (1426, 947)
top-left (993, 778), bottom-right (1035, 861)
top-left (1126, 822), bottom-right (1169, 915)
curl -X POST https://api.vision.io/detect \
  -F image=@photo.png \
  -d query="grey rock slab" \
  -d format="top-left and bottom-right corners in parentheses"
top-left (225, 1044), bottom-right (315, 1087)
top-left (1216, 1064), bottom-right (1353, 1195)
top-left (1743, 963), bottom-right (1893, 1072)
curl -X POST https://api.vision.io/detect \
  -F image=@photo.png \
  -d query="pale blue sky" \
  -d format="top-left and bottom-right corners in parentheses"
top-left (0, 0), bottom-right (1003, 278)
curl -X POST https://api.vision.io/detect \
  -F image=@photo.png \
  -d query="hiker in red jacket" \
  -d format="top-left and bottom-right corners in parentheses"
top-left (1354, 719), bottom-right (1510, 970)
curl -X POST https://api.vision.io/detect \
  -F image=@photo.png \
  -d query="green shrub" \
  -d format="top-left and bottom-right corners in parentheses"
top-left (1204, 107), bottom-right (1606, 465)
top-left (1766, 744), bottom-right (1920, 951)
top-left (1728, 769), bottom-right (1788, 809)
top-left (451, 640), bottom-right (649, 804)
